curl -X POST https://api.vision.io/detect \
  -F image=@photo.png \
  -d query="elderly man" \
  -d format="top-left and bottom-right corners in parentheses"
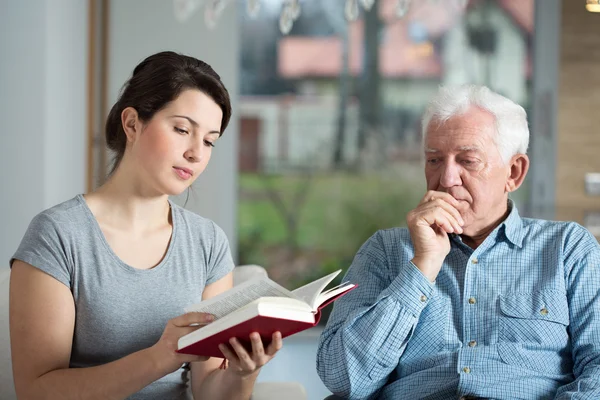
top-left (317, 85), bottom-right (600, 399)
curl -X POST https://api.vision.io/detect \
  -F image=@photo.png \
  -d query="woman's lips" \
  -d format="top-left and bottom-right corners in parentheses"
top-left (173, 167), bottom-right (193, 180)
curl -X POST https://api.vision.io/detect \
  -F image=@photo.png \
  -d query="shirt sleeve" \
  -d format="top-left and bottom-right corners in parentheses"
top-left (205, 221), bottom-right (235, 285)
top-left (316, 231), bottom-right (435, 399)
top-left (10, 212), bottom-right (72, 288)
top-left (554, 228), bottom-right (600, 399)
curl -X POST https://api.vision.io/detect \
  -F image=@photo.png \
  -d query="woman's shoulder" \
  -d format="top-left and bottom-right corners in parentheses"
top-left (170, 201), bottom-right (228, 242)
top-left (30, 195), bottom-right (88, 231)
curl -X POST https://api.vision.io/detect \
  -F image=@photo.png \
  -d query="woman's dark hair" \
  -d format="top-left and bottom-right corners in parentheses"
top-left (105, 51), bottom-right (232, 175)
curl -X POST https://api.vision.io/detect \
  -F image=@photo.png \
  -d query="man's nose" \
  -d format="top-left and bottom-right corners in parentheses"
top-left (440, 161), bottom-right (462, 188)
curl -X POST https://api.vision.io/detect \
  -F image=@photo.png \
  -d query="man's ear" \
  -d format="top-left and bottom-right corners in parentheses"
top-left (505, 153), bottom-right (529, 193)
top-left (121, 107), bottom-right (141, 142)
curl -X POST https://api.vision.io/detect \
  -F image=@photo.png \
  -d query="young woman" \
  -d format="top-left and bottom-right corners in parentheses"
top-left (9, 51), bottom-right (282, 400)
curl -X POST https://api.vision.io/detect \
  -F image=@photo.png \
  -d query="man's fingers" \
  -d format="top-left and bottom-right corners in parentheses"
top-left (430, 200), bottom-right (464, 231)
top-left (424, 198), bottom-right (464, 229)
top-left (171, 312), bottom-right (214, 327)
top-left (421, 208), bottom-right (462, 234)
top-left (422, 190), bottom-right (460, 208)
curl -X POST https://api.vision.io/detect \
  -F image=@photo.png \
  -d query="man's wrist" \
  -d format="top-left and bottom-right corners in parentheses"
top-left (411, 256), bottom-right (444, 283)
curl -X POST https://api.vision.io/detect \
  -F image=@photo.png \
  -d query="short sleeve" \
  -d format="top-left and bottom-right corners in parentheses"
top-left (205, 222), bottom-right (235, 285)
top-left (10, 212), bottom-right (72, 288)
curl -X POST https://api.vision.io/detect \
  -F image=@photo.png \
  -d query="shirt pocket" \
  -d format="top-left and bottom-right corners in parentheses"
top-left (497, 291), bottom-right (572, 376)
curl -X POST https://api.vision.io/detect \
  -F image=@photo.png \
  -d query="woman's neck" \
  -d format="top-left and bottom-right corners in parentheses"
top-left (85, 167), bottom-right (171, 232)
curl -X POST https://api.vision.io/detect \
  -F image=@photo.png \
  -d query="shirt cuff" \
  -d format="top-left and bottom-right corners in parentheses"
top-left (381, 261), bottom-right (435, 317)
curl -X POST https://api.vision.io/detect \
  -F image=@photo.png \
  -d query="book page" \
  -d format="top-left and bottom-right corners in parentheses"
top-left (185, 277), bottom-right (295, 320)
top-left (315, 282), bottom-right (356, 308)
top-left (291, 270), bottom-right (341, 311)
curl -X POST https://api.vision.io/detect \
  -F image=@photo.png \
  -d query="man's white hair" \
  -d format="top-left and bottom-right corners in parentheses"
top-left (421, 84), bottom-right (529, 163)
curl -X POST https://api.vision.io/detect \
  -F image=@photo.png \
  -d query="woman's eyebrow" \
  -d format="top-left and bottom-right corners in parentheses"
top-left (170, 115), bottom-right (220, 134)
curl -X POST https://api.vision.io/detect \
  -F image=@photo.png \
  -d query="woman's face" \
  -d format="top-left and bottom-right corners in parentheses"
top-left (125, 89), bottom-right (223, 196)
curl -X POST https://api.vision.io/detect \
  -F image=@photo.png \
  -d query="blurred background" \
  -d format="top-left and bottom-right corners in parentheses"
top-left (1, 0), bottom-right (599, 398)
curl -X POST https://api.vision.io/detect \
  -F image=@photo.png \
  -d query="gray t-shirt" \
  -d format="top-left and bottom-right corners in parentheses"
top-left (11, 194), bottom-right (235, 399)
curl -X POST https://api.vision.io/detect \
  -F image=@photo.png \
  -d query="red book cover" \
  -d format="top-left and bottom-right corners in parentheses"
top-left (177, 283), bottom-right (355, 358)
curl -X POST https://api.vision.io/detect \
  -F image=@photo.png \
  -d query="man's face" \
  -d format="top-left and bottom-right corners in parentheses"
top-left (424, 107), bottom-right (512, 236)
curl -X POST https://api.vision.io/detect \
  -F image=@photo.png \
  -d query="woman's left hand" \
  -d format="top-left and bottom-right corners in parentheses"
top-left (218, 331), bottom-right (282, 377)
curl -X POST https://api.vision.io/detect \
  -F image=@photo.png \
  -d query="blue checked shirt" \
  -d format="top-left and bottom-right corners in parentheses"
top-left (317, 202), bottom-right (600, 400)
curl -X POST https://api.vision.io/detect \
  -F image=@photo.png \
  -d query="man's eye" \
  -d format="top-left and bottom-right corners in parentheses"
top-left (174, 127), bottom-right (188, 135)
top-left (427, 159), bottom-right (439, 165)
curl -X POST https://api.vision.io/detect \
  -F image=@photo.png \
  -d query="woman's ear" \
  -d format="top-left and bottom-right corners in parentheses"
top-left (121, 107), bottom-right (140, 143)
top-left (505, 153), bottom-right (530, 193)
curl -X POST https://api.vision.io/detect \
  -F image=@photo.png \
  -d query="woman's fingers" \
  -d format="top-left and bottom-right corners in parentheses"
top-left (249, 332), bottom-right (265, 359)
top-left (218, 332), bottom-right (282, 373)
top-left (228, 337), bottom-right (256, 370)
top-left (265, 332), bottom-right (283, 356)
top-left (170, 312), bottom-right (214, 327)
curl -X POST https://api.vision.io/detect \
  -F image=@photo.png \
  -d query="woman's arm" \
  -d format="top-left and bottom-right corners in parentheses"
top-left (190, 273), bottom-right (282, 400)
top-left (10, 261), bottom-right (209, 400)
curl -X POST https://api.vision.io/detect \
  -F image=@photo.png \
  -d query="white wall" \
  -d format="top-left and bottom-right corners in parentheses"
top-left (442, 5), bottom-right (528, 104)
top-left (108, 0), bottom-right (239, 258)
top-left (0, 0), bottom-right (88, 269)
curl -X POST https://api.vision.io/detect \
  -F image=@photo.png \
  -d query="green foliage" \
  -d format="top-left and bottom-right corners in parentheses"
top-left (238, 169), bottom-right (424, 279)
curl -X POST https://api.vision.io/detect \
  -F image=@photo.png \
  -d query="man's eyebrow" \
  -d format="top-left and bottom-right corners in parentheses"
top-left (170, 115), bottom-right (221, 135)
top-left (456, 146), bottom-right (482, 152)
top-left (425, 146), bottom-right (482, 153)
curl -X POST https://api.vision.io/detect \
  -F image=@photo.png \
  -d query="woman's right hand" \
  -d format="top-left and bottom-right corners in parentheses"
top-left (150, 312), bottom-right (215, 375)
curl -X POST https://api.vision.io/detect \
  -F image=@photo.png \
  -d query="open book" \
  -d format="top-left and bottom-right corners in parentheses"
top-left (177, 269), bottom-right (356, 358)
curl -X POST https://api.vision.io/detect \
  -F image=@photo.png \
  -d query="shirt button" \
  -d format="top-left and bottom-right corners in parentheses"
top-left (462, 366), bottom-right (471, 373)
top-left (471, 258), bottom-right (478, 264)
top-left (468, 297), bottom-right (477, 305)
top-left (468, 340), bottom-right (477, 347)
top-left (540, 307), bottom-right (549, 316)
top-left (420, 295), bottom-right (428, 302)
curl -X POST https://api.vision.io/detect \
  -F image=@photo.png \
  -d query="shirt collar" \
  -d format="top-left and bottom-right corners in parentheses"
top-left (449, 199), bottom-right (524, 248)
top-left (499, 199), bottom-right (524, 248)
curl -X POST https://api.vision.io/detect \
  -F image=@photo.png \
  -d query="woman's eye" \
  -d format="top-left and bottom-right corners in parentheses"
top-left (204, 140), bottom-right (215, 148)
top-left (174, 127), bottom-right (188, 135)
